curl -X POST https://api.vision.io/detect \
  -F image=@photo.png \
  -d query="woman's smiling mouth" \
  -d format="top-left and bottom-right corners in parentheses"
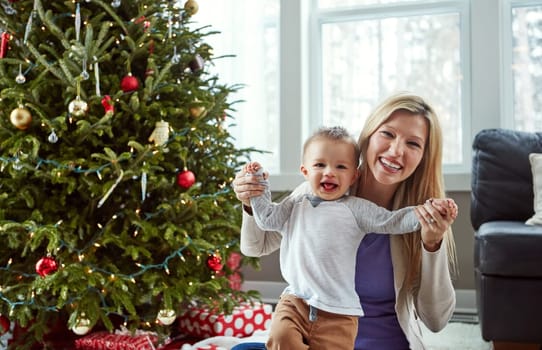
top-left (379, 157), bottom-right (402, 171)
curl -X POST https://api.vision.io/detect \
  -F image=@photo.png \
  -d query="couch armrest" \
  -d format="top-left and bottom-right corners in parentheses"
top-left (470, 129), bottom-right (542, 230)
top-left (475, 221), bottom-right (542, 278)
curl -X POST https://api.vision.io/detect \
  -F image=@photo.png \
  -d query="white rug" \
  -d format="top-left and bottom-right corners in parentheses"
top-left (422, 322), bottom-right (491, 350)
top-left (182, 321), bottom-right (491, 350)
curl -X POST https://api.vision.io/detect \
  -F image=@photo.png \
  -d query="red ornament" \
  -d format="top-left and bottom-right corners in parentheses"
top-left (0, 315), bottom-right (9, 335)
top-left (227, 252), bottom-right (242, 270)
top-left (35, 256), bottom-right (58, 277)
top-left (177, 170), bottom-right (196, 189)
top-left (228, 271), bottom-right (242, 290)
top-left (120, 74), bottom-right (139, 93)
top-left (206, 254), bottom-right (223, 272)
top-left (101, 95), bottom-right (114, 114)
top-left (1, 32), bottom-right (11, 59)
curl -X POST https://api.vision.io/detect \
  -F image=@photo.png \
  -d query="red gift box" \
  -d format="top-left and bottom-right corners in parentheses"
top-left (75, 330), bottom-right (158, 350)
top-left (178, 302), bottom-right (272, 338)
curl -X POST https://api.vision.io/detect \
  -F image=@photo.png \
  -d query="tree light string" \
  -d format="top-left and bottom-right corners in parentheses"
top-left (0, 125), bottom-right (236, 317)
top-left (0, 231), bottom-right (238, 320)
top-left (0, 127), bottom-right (192, 176)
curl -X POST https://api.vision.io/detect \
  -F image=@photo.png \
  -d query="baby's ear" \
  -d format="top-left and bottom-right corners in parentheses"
top-left (351, 169), bottom-right (360, 185)
top-left (300, 164), bottom-right (310, 179)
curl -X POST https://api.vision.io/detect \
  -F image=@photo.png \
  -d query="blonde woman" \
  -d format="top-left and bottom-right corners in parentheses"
top-left (232, 92), bottom-right (458, 350)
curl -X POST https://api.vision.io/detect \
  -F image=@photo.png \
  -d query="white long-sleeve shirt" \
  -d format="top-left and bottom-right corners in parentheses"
top-left (250, 188), bottom-right (420, 317)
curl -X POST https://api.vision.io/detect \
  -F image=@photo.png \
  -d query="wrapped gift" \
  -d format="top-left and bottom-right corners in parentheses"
top-left (178, 302), bottom-right (272, 338)
top-left (75, 329), bottom-right (159, 350)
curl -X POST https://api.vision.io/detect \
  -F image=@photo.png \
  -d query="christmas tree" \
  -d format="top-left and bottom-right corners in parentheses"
top-left (0, 0), bottom-right (258, 348)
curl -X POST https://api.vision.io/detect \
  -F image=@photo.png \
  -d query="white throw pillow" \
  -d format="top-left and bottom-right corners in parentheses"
top-left (526, 153), bottom-right (542, 225)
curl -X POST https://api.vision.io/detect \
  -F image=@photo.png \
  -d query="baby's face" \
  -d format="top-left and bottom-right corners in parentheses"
top-left (300, 139), bottom-right (358, 201)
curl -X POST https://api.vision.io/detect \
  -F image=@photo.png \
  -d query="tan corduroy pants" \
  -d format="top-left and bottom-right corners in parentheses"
top-left (267, 294), bottom-right (358, 350)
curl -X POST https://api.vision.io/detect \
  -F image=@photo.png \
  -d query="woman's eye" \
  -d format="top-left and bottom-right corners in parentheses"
top-left (407, 141), bottom-right (422, 149)
top-left (380, 130), bottom-right (393, 138)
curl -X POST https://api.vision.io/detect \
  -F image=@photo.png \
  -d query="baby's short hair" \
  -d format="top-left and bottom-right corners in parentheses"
top-left (303, 126), bottom-right (361, 166)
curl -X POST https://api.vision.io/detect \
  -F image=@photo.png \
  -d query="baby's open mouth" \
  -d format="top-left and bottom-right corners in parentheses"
top-left (321, 182), bottom-right (338, 191)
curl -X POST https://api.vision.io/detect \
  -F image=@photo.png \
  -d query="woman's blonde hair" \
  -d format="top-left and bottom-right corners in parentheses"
top-left (356, 91), bottom-right (458, 289)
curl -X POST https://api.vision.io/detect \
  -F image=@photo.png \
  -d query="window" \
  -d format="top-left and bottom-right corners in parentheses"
top-left (313, 1), bottom-right (468, 170)
top-left (503, 0), bottom-right (542, 130)
top-left (193, 0), bottom-right (539, 191)
top-left (189, 0), bottom-right (280, 173)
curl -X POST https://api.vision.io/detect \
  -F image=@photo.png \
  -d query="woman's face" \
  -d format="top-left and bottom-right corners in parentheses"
top-left (365, 110), bottom-right (428, 186)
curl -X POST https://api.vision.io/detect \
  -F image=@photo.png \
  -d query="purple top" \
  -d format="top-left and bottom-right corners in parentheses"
top-left (355, 233), bottom-right (410, 350)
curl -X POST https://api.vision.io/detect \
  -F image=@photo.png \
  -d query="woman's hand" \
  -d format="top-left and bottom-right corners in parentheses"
top-left (231, 163), bottom-right (268, 207)
top-left (414, 198), bottom-right (458, 252)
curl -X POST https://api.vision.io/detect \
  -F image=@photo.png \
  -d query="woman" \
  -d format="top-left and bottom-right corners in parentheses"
top-left (232, 92), bottom-right (458, 350)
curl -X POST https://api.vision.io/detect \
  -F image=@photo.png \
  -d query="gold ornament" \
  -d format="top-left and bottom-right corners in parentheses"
top-left (71, 318), bottom-right (91, 335)
top-left (68, 96), bottom-right (88, 117)
top-left (10, 106), bottom-right (32, 130)
top-left (157, 309), bottom-right (176, 326)
top-left (189, 99), bottom-right (206, 118)
top-left (184, 0), bottom-right (199, 16)
top-left (189, 106), bottom-right (206, 118)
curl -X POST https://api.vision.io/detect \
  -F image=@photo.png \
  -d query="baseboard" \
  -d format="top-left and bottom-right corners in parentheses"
top-left (452, 288), bottom-right (479, 323)
top-left (242, 281), bottom-right (479, 323)
top-left (242, 280), bottom-right (287, 304)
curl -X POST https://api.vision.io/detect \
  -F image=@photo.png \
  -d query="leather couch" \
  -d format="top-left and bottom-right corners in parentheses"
top-left (471, 128), bottom-right (542, 344)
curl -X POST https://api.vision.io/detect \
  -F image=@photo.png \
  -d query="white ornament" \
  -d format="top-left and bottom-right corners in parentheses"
top-left (71, 318), bottom-right (91, 335)
top-left (97, 170), bottom-right (124, 208)
top-left (148, 120), bottom-right (170, 148)
top-left (48, 130), bottom-right (58, 143)
top-left (157, 309), bottom-right (176, 325)
top-left (15, 64), bottom-right (25, 84)
top-left (141, 171), bottom-right (147, 202)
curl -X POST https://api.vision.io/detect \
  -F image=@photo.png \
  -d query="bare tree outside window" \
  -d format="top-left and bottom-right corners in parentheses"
top-left (512, 5), bottom-right (542, 131)
top-left (321, 13), bottom-right (463, 164)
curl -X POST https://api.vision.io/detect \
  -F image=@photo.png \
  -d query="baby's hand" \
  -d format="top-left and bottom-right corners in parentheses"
top-left (244, 161), bottom-right (262, 174)
top-left (429, 198), bottom-right (458, 220)
top-left (243, 161), bottom-right (268, 181)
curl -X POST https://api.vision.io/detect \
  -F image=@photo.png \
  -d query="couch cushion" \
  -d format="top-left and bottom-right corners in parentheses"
top-left (471, 129), bottom-right (542, 230)
top-left (475, 221), bottom-right (542, 277)
top-left (526, 153), bottom-right (542, 225)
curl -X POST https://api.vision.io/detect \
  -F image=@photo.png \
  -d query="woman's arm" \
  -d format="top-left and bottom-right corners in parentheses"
top-left (235, 174), bottom-right (310, 256)
top-left (415, 242), bottom-right (456, 332)
top-left (233, 164), bottom-right (282, 256)
top-left (240, 210), bottom-right (282, 257)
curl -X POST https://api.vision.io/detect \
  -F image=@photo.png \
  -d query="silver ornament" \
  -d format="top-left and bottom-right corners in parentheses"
top-left (68, 96), bottom-right (88, 117)
top-left (48, 130), bottom-right (58, 143)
